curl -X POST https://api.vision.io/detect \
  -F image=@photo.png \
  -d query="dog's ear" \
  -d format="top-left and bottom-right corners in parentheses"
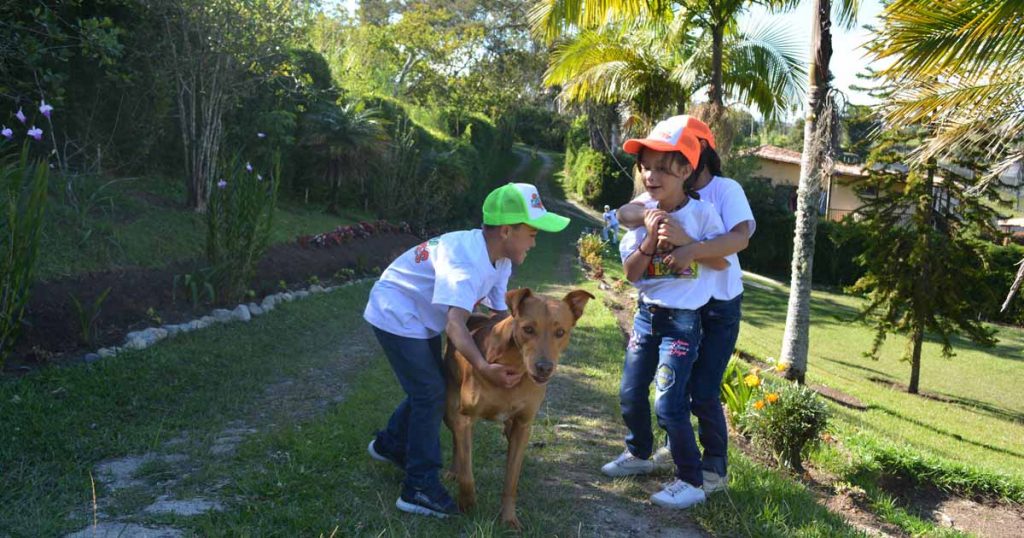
top-left (562, 289), bottom-right (595, 323)
top-left (505, 288), bottom-right (533, 318)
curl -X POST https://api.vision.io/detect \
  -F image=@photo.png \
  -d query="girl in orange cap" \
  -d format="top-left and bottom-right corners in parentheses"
top-left (617, 115), bottom-right (756, 497)
top-left (599, 116), bottom-right (729, 510)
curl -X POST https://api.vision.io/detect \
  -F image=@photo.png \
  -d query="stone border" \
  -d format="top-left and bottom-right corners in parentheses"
top-left (79, 278), bottom-right (377, 364)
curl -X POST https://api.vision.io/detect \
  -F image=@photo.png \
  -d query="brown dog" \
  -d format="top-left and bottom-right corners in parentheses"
top-left (443, 287), bottom-right (594, 529)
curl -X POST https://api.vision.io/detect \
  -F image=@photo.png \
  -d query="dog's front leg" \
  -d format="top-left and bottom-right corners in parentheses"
top-left (499, 416), bottom-right (532, 529)
top-left (451, 414), bottom-right (477, 512)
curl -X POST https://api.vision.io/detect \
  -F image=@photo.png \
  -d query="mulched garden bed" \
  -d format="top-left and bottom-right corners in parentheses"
top-left (6, 231), bottom-right (422, 375)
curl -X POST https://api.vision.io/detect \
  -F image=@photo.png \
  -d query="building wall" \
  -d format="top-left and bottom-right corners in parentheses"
top-left (752, 158), bottom-right (865, 221)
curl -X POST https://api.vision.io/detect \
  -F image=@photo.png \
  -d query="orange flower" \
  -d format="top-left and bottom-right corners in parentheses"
top-left (765, 392), bottom-right (780, 404)
top-left (753, 400), bottom-right (765, 410)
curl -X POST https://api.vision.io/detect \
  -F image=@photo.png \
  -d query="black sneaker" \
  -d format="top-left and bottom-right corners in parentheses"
top-left (367, 436), bottom-right (405, 470)
top-left (396, 482), bottom-right (459, 518)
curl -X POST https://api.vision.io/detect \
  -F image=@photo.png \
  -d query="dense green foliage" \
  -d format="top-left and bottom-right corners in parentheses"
top-left (563, 116), bottom-right (634, 209)
top-left (0, 144), bottom-right (49, 368)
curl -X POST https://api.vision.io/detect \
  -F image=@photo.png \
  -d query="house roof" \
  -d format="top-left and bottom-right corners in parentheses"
top-left (744, 145), bottom-right (865, 177)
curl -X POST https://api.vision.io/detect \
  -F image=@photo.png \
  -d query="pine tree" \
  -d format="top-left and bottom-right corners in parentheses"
top-left (849, 132), bottom-right (999, 394)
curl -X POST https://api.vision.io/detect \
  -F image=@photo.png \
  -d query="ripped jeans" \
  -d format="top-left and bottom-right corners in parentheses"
top-left (619, 303), bottom-right (703, 486)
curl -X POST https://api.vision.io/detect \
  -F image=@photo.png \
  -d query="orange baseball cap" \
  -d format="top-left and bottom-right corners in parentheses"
top-left (623, 116), bottom-right (703, 168)
top-left (675, 115), bottom-right (715, 148)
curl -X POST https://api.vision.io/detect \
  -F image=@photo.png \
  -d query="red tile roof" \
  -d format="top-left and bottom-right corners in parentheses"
top-left (743, 145), bottom-right (865, 177)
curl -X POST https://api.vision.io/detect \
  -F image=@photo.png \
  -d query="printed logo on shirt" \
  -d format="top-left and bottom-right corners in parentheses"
top-left (413, 238), bottom-right (440, 264)
top-left (644, 254), bottom-right (699, 280)
top-left (530, 192), bottom-right (544, 210)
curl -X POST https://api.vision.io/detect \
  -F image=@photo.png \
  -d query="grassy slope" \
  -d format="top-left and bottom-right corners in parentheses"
top-left (736, 277), bottom-right (1024, 488)
top-left (37, 174), bottom-right (374, 281)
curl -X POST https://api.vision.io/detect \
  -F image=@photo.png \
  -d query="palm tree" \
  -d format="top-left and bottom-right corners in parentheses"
top-left (778, 0), bottom-right (859, 383)
top-left (869, 0), bottom-right (1024, 313)
top-left (543, 18), bottom-right (805, 144)
top-left (302, 101), bottom-right (386, 213)
top-left (530, 0), bottom-right (806, 140)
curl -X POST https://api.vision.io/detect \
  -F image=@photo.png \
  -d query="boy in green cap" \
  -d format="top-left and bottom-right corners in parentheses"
top-left (364, 182), bottom-right (569, 518)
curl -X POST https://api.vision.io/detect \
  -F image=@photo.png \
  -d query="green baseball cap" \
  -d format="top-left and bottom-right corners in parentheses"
top-left (482, 183), bottom-right (570, 232)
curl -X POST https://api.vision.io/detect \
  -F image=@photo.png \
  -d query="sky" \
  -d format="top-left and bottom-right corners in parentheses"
top-left (324, 0), bottom-right (887, 115)
top-left (738, 0), bottom-right (886, 110)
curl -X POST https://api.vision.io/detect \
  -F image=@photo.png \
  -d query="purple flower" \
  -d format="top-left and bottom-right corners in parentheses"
top-left (245, 162), bottom-right (253, 173)
top-left (217, 179), bottom-right (227, 189)
top-left (1, 126), bottom-right (12, 140)
top-left (39, 99), bottom-right (53, 119)
top-left (257, 132), bottom-right (266, 139)
top-left (15, 108), bottom-right (26, 124)
top-left (27, 126), bottom-right (43, 141)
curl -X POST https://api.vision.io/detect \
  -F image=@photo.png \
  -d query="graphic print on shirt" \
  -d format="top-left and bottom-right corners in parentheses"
top-left (644, 252), bottom-right (699, 280)
top-left (414, 237), bottom-right (440, 263)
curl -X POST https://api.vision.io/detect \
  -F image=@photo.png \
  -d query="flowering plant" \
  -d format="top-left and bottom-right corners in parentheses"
top-left (720, 359), bottom-right (762, 423)
top-left (741, 381), bottom-right (830, 471)
top-left (296, 220), bottom-right (411, 249)
top-left (0, 100), bottom-right (53, 366)
top-left (206, 149), bottom-right (280, 301)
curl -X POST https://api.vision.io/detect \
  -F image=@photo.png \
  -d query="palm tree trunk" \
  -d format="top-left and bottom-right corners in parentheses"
top-left (780, 0), bottom-right (834, 384)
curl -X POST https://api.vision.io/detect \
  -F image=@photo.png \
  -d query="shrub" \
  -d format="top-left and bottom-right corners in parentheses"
top-left (566, 146), bottom-right (633, 210)
top-left (576, 231), bottom-right (606, 278)
top-left (741, 381), bottom-right (830, 471)
top-left (0, 143), bottom-right (49, 366)
top-left (206, 154), bottom-right (280, 302)
top-left (502, 104), bottom-right (570, 151)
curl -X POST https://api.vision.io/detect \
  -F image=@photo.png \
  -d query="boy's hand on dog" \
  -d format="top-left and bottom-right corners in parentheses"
top-left (479, 362), bottom-right (523, 388)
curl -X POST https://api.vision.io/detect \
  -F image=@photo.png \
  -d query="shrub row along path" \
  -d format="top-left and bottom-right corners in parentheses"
top-left (2, 150), bottom-right (706, 537)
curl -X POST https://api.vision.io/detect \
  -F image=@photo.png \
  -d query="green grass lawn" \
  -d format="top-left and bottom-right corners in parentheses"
top-left (734, 276), bottom-right (1024, 493)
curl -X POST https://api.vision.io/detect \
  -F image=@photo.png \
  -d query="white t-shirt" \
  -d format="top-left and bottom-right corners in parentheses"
top-left (363, 229), bottom-right (512, 338)
top-left (619, 198), bottom-right (725, 310)
top-left (633, 176), bottom-right (755, 300)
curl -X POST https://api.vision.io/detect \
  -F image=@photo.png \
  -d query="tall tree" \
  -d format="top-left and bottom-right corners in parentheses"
top-left (850, 139), bottom-right (998, 394)
top-left (778, 0), bottom-right (859, 383)
top-left (869, 0), bottom-right (1024, 315)
top-left (149, 0), bottom-right (310, 211)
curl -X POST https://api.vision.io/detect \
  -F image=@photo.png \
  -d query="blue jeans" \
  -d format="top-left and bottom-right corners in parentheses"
top-left (689, 294), bottom-right (743, 477)
top-left (372, 327), bottom-right (446, 490)
top-left (602, 223), bottom-right (619, 242)
top-left (620, 304), bottom-right (703, 486)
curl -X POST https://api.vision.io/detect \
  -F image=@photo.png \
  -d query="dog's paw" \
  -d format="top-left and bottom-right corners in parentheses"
top-left (443, 468), bottom-right (458, 481)
top-left (457, 494), bottom-right (476, 513)
top-left (500, 511), bottom-right (522, 530)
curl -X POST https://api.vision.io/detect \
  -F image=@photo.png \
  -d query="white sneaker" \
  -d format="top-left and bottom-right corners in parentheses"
top-left (651, 446), bottom-right (673, 469)
top-left (651, 479), bottom-right (706, 509)
top-left (702, 470), bottom-right (728, 493)
top-left (601, 450), bottom-right (655, 477)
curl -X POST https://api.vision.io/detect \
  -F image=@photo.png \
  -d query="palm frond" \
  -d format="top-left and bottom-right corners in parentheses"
top-left (722, 22), bottom-right (807, 121)
top-left (875, 0), bottom-right (1024, 80)
top-left (545, 24), bottom-right (692, 121)
top-left (529, 0), bottom-right (668, 43)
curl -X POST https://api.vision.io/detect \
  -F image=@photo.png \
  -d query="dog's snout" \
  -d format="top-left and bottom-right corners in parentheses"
top-left (535, 359), bottom-right (554, 377)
